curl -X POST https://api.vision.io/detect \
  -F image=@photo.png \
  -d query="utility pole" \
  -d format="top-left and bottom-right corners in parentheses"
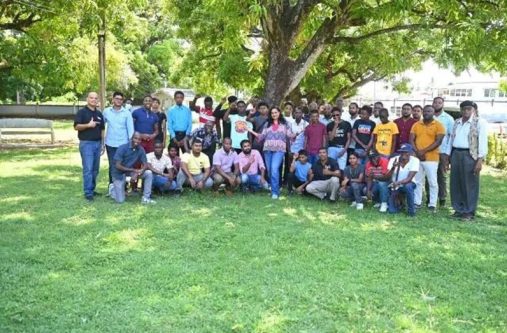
top-left (98, 11), bottom-right (106, 111)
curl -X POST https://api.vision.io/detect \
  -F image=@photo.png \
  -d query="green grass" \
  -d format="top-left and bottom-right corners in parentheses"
top-left (1, 147), bottom-right (506, 332)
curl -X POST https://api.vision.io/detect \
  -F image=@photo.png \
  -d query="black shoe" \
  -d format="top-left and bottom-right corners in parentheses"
top-left (85, 195), bottom-right (94, 201)
top-left (461, 213), bottom-right (475, 221)
top-left (439, 199), bottom-right (446, 207)
top-left (93, 191), bottom-right (102, 196)
top-left (451, 212), bottom-right (463, 219)
top-left (428, 206), bottom-right (437, 213)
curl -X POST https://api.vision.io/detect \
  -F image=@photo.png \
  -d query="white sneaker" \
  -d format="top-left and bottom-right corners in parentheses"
top-left (379, 202), bottom-right (388, 213)
top-left (356, 203), bottom-right (364, 210)
top-left (107, 183), bottom-right (114, 197)
top-left (271, 194), bottom-right (279, 200)
top-left (141, 197), bottom-right (156, 204)
top-left (350, 201), bottom-right (357, 207)
top-left (373, 203), bottom-right (381, 208)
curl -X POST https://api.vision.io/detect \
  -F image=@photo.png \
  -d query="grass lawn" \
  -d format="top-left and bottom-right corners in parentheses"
top-left (1, 144), bottom-right (506, 332)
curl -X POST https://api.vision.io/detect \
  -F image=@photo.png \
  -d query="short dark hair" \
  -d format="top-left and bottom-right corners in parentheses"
top-left (236, 100), bottom-right (246, 106)
top-left (152, 97), bottom-right (160, 104)
top-left (310, 110), bottom-right (319, 115)
top-left (379, 108), bottom-right (389, 116)
top-left (433, 96), bottom-right (444, 103)
top-left (222, 137), bottom-right (232, 143)
top-left (174, 91), bottom-right (184, 98)
top-left (413, 104), bottom-right (423, 110)
top-left (349, 102), bottom-right (359, 108)
top-left (360, 105), bottom-right (372, 115)
top-left (240, 139), bottom-right (250, 148)
top-left (154, 140), bottom-right (164, 146)
top-left (257, 101), bottom-right (269, 109)
top-left (168, 143), bottom-right (178, 151)
top-left (204, 96), bottom-right (213, 103)
top-left (192, 138), bottom-right (203, 145)
top-left (298, 149), bottom-right (308, 156)
top-left (284, 101), bottom-right (294, 108)
top-left (228, 96), bottom-right (238, 103)
top-left (331, 106), bottom-right (342, 113)
top-left (402, 103), bottom-right (413, 109)
top-left (318, 147), bottom-right (327, 152)
top-left (349, 152), bottom-right (359, 159)
top-left (112, 91), bottom-right (124, 98)
top-left (374, 101), bottom-right (384, 107)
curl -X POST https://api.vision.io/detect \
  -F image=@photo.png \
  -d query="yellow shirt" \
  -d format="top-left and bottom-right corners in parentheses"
top-left (373, 122), bottom-right (399, 155)
top-left (410, 120), bottom-right (446, 161)
top-left (181, 152), bottom-right (210, 175)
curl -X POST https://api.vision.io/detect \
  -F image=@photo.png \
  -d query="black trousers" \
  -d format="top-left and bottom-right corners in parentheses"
top-left (450, 149), bottom-right (480, 214)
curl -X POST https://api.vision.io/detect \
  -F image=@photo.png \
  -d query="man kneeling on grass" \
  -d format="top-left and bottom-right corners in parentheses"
top-left (287, 149), bottom-right (313, 195)
top-left (339, 152), bottom-right (366, 210)
top-left (147, 141), bottom-right (177, 194)
top-left (306, 147), bottom-right (341, 202)
top-left (212, 137), bottom-right (239, 194)
top-left (110, 132), bottom-right (156, 204)
top-left (176, 139), bottom-right (213, 192)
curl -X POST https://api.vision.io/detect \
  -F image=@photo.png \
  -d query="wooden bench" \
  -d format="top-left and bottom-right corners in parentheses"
top-left (0, 118), bottom-right (55, 144)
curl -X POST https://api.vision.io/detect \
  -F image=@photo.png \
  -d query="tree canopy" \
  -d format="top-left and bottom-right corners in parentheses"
top-left (2, 0), bottom-right (507, 104)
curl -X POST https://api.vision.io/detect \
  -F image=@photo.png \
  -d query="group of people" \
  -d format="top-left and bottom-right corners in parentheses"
top-left (74, 91), bottom-right (488, 220)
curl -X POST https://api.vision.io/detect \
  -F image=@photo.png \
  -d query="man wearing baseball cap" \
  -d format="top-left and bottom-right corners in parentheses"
top-left (386, 144), bottom-right (420, 216)
top-left (443, 101), bottom-right (488, 221)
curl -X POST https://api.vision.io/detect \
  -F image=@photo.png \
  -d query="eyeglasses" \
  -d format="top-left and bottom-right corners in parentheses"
top-left (332, 114), bottom-right (340, 118)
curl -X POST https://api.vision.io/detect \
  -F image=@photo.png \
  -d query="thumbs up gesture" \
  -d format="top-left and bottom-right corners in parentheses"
top-left (88, 118), bottom-right (97, 128)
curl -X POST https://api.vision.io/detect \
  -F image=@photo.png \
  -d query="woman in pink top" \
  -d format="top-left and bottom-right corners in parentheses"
top-left (249, 107), bottom-right (294, 199)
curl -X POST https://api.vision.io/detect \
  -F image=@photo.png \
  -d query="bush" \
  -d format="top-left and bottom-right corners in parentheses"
top-left (487, 135), bottom-right (507, 170)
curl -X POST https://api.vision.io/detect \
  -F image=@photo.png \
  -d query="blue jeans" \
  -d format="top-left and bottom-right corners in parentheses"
top-left (388, 182), bottom-right (416, 216)
top-left (105, 145), bottom-right (118, 184)
top-left (328, 146), bottom-right (347, 170)
top-left (152, 175), bottom-right (177, 191)
top-left (264, 150), bottom-right (285, 196)
top-left (340, 182), bottom-right (366, 203)
top-left (354, 148), bottom-right (367, 165)
top-left (371, 181), bottom-right (389, 203)
top-left (308, 154), bottom-right (319, 166)
top-left (79, 140), bottom-right (101, 198)
top-left (240, 174), bottom-right (268, 192)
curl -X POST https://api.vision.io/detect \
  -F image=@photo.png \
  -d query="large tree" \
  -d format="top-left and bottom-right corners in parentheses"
top-left (170, 0), bottom-right (507, 105)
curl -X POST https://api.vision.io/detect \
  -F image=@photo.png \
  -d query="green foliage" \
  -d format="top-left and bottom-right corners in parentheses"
top-left (0, 142), bottom-right (506, 331)
top-left (487, 135), bottom-right (507, 170)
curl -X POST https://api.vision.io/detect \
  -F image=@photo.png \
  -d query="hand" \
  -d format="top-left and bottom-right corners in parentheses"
top-left (260, 177), bottom-right (267, 185)
top-left (249, 108), bottom-right (256, 115)
top-left (227, 176), bottom-right (236, 186)
top-left (367, 191), bottom-right (373, 200)
top-left (474, 160), bottom-right (482, 175)
top-left (196, 180), bottom-right (204, 189)
top-left (338, 150), bottom-right (346, 157)
top-left (293, 153), bottom-right (299, 160)
top-left (295, 185), bottom-right (305, 194)
top-left (339, 187), bottom-right (347, 194)
top-left (441, 154), bottom-right (450, 172)
top-left (88, 118), bottom-right (97, 128)
top-left (189, 178), bottom-right (197, 188)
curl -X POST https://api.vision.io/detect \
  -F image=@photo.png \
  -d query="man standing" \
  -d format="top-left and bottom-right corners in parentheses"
top-left (327, 107), bottom-right (351, 171)
top-left (74, 92), bottom-right (105, 201)
top-left (176, 139), bottom-right (213, 191)
top-left (147, 141), bottom-right (177, 193)
top-left (306, 148), bottom-right (341, 202)
top-left (103, 91), bottom-right (134, 190)
top-left (372, 108), bottom-right (399, 157)
top-left (410, 105), bottom-right (445, 212)
top-left (345, 102), bottom-right (360, 157)
top-left (251, 101), bottom-right (270, 153)
top-left (224, 100), bottom-right (252, 153)
top-left (432, 96), bottom-right (454, 206)
top-left (444, 101), bottom-right (488, 221)
top-left (372, 101), bottom-right (384, 124)
top-left (152, 97), bottom-right (167, 145)
top-left (234, 139), bottom-right (269, 192)
top-left (110, 132), bottom-right (155, 204)
top-left (394, 103), bottom-right (418, 151)
top-left (304, 110), bottom-right (327, 165)
top-left (132, 95), bottom-right (159, 154)
top-left (412, 105), bottom-right (423, 121)
top-left (213, 96), bottom-right (238, 140)
top-left (167, 91), bottom-right (193, 152)
top-left (189, 120), bottom-right (220, 164)
top-left (212, 137), bottom-right (239, 194)
top-left (190, 95), bottom-right (215, 127)
top-left (352, 105), bottom-right (376, 163)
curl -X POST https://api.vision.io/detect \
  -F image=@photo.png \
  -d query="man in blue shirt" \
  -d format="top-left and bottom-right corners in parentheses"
top-left (167, 90), bottom-right (193, 152)
top-left (111, 132), bottom-right (155, 204)
top-left (287, 149), bottom-right (313, 195)
top-left (132, 95), bottom-right (159, 154)
top-left (103, 91), bottom-right (134, 187)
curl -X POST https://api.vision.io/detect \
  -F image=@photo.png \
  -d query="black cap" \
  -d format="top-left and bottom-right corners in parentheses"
top-left (368, 151), bottom-right (379, 158)
top-left (460, 100), bottom-right (475, 108)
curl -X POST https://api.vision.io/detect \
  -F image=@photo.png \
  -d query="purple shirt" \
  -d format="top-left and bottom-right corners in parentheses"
top-left (304, 122), bottom-right (327, 155)
top-left (213, 148), bottom-right (238, 173)
top-left (235, 149), bottom-right (265, 175)
top-left (394, 117), bottom-right (418, 150)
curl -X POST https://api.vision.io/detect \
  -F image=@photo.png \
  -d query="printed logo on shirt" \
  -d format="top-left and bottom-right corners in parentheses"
top-left (235, 120), bottom-right (249, 133)
top-left (357, 124), bottom-right (372, 135)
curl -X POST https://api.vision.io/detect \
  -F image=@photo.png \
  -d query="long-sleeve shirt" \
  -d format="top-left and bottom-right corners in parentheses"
top-left (103, 106), bottom-right (134, 147)
top-left (258, 123), bottom-right (293, 152)
top-left (435, 111), bottom-right (454, 155)
top-left (444, 117), bottom-right (488, 159)
top-left (167, 104), bottom-right (193, 138)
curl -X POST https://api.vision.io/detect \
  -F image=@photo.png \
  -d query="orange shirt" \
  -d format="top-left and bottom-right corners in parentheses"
top-left (410, 120), bottom-right (445, 161)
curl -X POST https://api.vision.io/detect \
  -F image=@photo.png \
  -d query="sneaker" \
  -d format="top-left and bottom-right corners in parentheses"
top-left (379, 202), bottom-right (388, 213)
top-left (373, 203), bottom-right (381, 208)
top-left (414, 204), bottom-right (422, 210)
top-left (428, 206), bottom-right (437, 213)
top-left (451, 211), bottom-right (463, 219)
top-left (350, 201), bottom-right (357, 207)
top-left (356, 203), bottom-right (364, 210)
top-left (107, 183), bottom-right (114, 197)
top-left (271, 194), bottom-right (279, 200)
top-left (141, 197), bottom-right (156, 204)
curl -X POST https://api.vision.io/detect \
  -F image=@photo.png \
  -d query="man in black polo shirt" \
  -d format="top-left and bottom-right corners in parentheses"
top-left (111, 132), bottom-right (155, 204)
top-left (306, 147), bottom-right (341, 202)
top-left (74, 92), bottom-right (105, 201)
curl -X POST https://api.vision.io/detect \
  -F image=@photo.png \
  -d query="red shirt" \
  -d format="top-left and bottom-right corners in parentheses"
top-left (198, 107), bottom-right (215, 124)
top-left (365, 157), bottom-right (389, 177)
top-left (394, 117), bottom-right (418, 150)
top-left (304, 122), bottom-right (327, 155)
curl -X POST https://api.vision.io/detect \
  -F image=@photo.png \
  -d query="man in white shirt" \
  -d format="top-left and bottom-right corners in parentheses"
top-left (147, 141), bottom-right (177, 193)
top-left (386, 144), bottom-right (420, 216)
top-left (443, 100), bottom-right (488, 221)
